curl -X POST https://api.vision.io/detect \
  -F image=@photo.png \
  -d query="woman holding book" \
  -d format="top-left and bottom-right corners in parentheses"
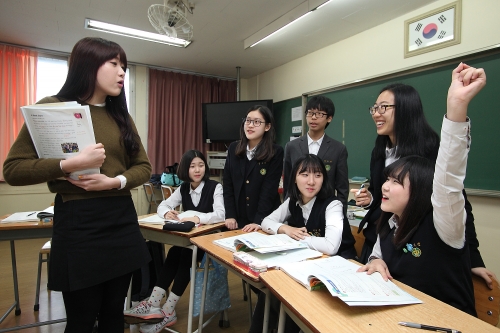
top-left (250, 154), bottom-right (356, 333)
top-left (125, 149), bottom-right (225, 333)
top-left (223, 105), bottom-right (283, 232)
top-left (358, 63), bottom-right (485, 315)
top-left (3, 37), bottom-right (151, 332)
top-left (352, 73), bottom-right (496, 289)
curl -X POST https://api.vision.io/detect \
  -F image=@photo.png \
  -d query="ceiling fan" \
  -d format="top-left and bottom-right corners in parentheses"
top-left (148, 0), bottom-right (194, 41)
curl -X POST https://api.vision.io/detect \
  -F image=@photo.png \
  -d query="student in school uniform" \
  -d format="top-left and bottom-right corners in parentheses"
top-left (124, 150), bottom-right (225, 333)
top-left (283, 96), bottom-right (349, 213)
top-left (3, 37), bottom-right (151, 333)
top-left (223, 105), bottom-right (284, 232)
top-left (358, 63), bottom-right (487, 315)
top-left (352, 77), bottom-right (496, 287)
top-left (250, 154), bottom-right (356, 333)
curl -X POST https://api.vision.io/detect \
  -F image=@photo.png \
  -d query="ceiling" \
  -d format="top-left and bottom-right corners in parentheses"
top-left (0, 0), bottom-right (438, 79)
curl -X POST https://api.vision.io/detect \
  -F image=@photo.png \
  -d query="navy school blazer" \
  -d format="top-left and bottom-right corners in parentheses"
top-left (223, 141), bottom-right (284, 227)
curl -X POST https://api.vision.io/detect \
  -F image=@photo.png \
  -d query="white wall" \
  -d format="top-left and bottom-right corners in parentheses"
top-left (247, 0), bottom-right (500, 102)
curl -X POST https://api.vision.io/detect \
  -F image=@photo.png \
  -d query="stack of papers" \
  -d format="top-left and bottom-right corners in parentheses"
top-left (214, 232), bottom-right (308, 253)
top-left (2, 206), bottom-right (54, 223)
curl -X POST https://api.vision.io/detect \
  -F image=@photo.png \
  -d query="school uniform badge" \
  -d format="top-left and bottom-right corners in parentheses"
top-left (402, 242), bottom-right (421, 257)
top-left (260, 168), bottom-right (266, 175)
top-left (325, 165), bottom-right (331, 171)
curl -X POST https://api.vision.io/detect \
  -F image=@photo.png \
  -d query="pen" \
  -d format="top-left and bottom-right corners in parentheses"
top-left (398, 321), bottom-right (461, 333)
top-left (356, 184), bottom-right (365, 196)
top-left (27, 212), bottom-right (37, 216)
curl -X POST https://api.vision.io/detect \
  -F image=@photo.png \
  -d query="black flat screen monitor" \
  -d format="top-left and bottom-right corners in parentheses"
top-left (202, 100), bottom-right (273, 143)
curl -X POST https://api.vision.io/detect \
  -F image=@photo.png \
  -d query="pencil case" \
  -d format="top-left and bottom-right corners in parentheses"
top-left (162, 221), bottom-right (195, 232)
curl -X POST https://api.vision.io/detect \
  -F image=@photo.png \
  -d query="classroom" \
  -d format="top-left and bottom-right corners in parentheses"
top-left (1, 0), bottom-right (500, 331)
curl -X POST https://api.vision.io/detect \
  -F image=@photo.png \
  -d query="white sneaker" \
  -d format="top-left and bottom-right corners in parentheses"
top-left (124, 300), bottom-right (164, 324)
top-left (139, 310), bottom-right (177, 333)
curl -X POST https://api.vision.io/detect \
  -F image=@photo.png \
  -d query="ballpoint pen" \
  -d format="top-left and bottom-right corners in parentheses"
top-left (26, 212), bottom-right (37, 216)
top-left (398, 321), bottom-right (461, 333)
top-left (356, 184), bottom-right (365, 196)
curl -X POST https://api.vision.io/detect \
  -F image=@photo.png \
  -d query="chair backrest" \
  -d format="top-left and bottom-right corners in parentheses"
top-left (143, 183), bottom-right (156, 203)
top-left (473, 274), bottom-right (500, 326)
top-left (161, 185), bottom-right (173, 201)
top-left (349, 225), bottom-right (365, 259)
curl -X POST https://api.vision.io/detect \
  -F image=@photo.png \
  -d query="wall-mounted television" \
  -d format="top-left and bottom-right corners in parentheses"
top-left (202, 100), bottom-right (273, 143)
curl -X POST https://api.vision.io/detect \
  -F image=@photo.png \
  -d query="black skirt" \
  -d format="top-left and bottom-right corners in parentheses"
top-left (48, 194), bottom-right (151, 292)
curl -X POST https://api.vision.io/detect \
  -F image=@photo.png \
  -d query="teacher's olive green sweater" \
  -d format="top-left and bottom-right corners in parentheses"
top-left (3, 96), bottom-right (152, 202)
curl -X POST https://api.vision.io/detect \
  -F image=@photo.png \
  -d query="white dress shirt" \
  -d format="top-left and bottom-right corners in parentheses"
top-left (370, 116), bottom-right (470, 260)
top-left (261, 197), bottom-right (344, 256)
top-left (307, 133), bottom-right (324, 155)
top-left (246, 144), bottom-right (257, 160)
top-left (157, 181), bottom-right (225, 224)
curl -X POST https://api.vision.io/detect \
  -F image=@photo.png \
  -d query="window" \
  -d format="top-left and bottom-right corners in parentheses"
top-left (36, 57), bottom-right (68, 102)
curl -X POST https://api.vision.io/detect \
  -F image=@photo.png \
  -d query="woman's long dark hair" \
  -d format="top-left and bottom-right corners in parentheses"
top-left (376, 156), bottom-right (434, 249)
top-left (287, 154), bottom-right (333, 205)
top-left (235, 105), bottom-right (276, 162)
top-left (56, 37), bottom-right (140, 157)
top-left (373, 83), bottom-right (439, 161)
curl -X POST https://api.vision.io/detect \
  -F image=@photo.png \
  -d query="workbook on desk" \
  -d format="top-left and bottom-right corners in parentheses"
top-left (138, 210), bottom-right (201, 225)
top-left (279, 256), bottom-right (422, 306)
top-left (214, 232), bottom-right (309, 253)
top-left (1, 206), bottom-right (54, 223)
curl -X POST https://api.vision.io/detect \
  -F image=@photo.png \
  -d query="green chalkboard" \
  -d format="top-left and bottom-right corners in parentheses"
top-left (273, 51), bottom-right (500, 191)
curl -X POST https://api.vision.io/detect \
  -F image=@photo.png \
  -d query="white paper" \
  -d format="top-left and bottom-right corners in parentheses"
top-left (21, 102), bottom-right (99, 180)
top-left (235, 232), bottom-right (308, 253)
top-left (291, 106), bottom-right (302, 122)
top-left (1, 206), bottom-right (54, 223)
top-left (280, 256), bottom-right (422, 306)
top-left (251, 248), bottom-right (323, 268)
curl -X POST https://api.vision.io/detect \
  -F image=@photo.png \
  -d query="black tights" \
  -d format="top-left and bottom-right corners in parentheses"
top-left (156, 246), bottom-right (204, 296)
top-left (62, 272), bottom-right (132, 333)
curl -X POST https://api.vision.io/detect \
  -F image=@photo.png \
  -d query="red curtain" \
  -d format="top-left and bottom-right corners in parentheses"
top-left (0, 45), bottom-right (37, 180)
top-left (148, 69), bottom-right (237, 174)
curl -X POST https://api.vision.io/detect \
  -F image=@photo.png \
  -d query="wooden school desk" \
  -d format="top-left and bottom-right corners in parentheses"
top-left (0, 216), bottom-right (65, 333)
top-left (259, 269), bottom-right (500, 333)
top-left (138, 215), bottom-right (225, 333)
top-left (190, 230), bottom-right (273, 333)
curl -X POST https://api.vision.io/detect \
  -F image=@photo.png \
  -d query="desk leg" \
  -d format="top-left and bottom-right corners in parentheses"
top-left (11, 241), bottom-right (21, 315)
top-left (197, 254), bottom-right (210, 333)
top-left (277, 303), bottom-right (286, 333)
top-left (262, 289), bottom-right (270, 333)
top-left (187, 245), bottom-right (197, 333)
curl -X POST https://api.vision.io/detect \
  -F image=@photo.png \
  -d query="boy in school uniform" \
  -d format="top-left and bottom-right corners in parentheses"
top-left (283, 96), bottom-right (349, 212)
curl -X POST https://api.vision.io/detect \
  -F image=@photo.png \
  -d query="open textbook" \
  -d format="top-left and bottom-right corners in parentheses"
top-left (279, 256), bottom-right (422, 306)
top-left (21, 102), bottom-right (99, 180)
top-left (1, 206), bottom-right (54, 223)
top-left (138, 210), bottom-right (202, 225)
top-left (214, 232), bottom-right (309, 253)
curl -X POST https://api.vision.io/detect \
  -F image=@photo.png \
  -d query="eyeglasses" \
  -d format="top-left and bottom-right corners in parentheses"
top-left (305, 111), bottom-right (328, 118)
top-left (369, 104), bottom-right (395, 115)
top-left (243, 118), bottom-right (266, 127)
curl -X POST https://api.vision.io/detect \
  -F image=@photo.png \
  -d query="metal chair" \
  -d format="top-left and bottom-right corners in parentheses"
top-left (160, 185), bottom-right (173, 201)
top-left (143, 182), bottom-right (161, 214)
top-left (34, 240), bottom-right (51, 311)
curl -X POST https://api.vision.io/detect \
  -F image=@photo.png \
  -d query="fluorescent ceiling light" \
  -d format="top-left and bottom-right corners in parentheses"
top-left (244, 0), bottom-right (332, 49)
top-left (84, 19), bottom-right (191, 48)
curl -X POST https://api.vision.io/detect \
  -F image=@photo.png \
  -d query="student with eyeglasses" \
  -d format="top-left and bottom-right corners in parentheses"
top-left (223, 105), bottom-right (283, 232)
top-left (283, 95), bottom-right (349, 213)
top-left (351, 80), bottom-right (497, 289)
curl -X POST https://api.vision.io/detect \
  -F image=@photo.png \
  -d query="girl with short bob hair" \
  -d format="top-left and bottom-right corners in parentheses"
top-left (125, 149), bottom-right (225, 333)
top-left (358, 63), bottom-right (487, 316)
top-left (3, 37), bottom-right (152, 333)
top-left (223, 105), bottom-right (284, 232)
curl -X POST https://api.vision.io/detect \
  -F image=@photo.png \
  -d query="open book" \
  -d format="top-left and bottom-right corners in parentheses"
top-left (279, 256), bottom-right (422, 306)
top-left (138, 210), bottom-right (202, 225)
top-left (2, 206), bottom-right (54, 223)
top-left (214, 232), bottom-right (308, 253)
top-left (21, 102), bottom-right (99, 180)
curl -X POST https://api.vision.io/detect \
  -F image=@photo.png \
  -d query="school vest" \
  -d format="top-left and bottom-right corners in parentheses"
top-left (288, 197), bottom-right (356, 259)
top-left (380, 212), bottom-right (476, 316)
top-left (180, 180), bottom-right (218, 213)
